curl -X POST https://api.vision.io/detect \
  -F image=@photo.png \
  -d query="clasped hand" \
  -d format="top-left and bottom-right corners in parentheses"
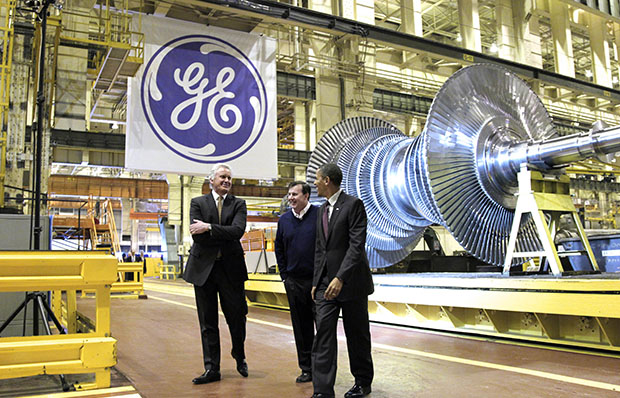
top-left (189, 219), bottom-right (211, 235)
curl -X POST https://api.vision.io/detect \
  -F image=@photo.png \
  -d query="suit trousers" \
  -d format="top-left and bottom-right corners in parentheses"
top-left (284, 276), bottom-right (315, 373)
top-left (193, 260), bottom-right (248, 371)
top-left (311, 288), bottom-right (374, 397)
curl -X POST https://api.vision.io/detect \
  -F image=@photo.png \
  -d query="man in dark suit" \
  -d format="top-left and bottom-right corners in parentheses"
top-left (183, 163), bottom-right (249, 384)
top-left (311, 163), bottom-right (374, 398)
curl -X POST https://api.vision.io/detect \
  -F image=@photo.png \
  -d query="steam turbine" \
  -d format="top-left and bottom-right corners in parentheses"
top-left (306, 64), bottom-right (620, 268)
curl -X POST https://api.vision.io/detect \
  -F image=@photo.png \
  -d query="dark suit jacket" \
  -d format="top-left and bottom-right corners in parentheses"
top-left (313, 191), bottom-right (374, 300)
top-left (183, 193), bottom-right (248, 286)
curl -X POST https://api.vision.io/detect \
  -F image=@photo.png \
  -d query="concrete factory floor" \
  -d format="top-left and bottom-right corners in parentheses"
top-left (4, 278), bottom-right (620, 398)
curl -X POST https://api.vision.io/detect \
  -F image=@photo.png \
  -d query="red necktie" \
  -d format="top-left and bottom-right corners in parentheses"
top-left (322, 203), bottom-right (330, 238)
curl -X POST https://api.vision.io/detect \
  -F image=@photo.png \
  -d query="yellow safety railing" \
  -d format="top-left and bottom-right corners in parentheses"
top-left (85, 198), bottom-right (120, 253)
top-left (0, 251), bottom-right (117, 390)
top-left (158, 263), bottom-right (177, 280)
top-left (52, 288), bottom-right (77, 333)
top-left (144, 257), bottom-right (162, 277)
top-left (113, 262), bottom-right (145, 298)
top-left (58, 0), bottom-right (143, 59)
top-left (82, 260), bottom-right (146, 299)
top-left (88, 199), bottom-right (100, 250)
top-left (103, 199), bottom-right (121, 254)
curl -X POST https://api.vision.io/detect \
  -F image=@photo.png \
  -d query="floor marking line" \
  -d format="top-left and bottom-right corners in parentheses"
top-left (150, 295), bottom-right (196, 309)
top-left (149, 295), bottom-right (293, 330)
top-left (148, 291), bottom-right (620, 392)
top-left (144, 282), bottom-right (194, 297)
top-left (371, 342), bottom-right (620, 391)
top-left (246, 316), bottom-right (294, 331)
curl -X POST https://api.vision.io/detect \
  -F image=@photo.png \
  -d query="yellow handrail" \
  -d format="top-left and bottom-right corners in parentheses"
top-left (103, 199), bottom-right (121, 254)
top-left (0, 251), bottom-right (117, 390)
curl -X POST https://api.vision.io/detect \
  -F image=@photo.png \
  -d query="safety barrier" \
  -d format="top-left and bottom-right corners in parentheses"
top-left (159, 265), bottom-right (177, 280)
top-left (82, 261), bottom-right (145, 299)
top-left (113, 262), bottom-right (146, 298)
top-left (144, 257), bottom-right (163, 277)
top-left (0, 251), bottom-right (117, 390)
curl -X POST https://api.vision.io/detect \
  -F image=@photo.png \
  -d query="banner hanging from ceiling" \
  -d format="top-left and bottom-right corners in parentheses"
top-left (126, 16), bottom-right (277, 179)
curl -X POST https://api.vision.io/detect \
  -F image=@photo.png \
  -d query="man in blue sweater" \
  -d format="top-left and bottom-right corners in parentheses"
top-left (275, 181), bottom-right (318, 383)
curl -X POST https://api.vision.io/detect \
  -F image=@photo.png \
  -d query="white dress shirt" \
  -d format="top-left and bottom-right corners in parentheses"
top-left (292, 202), bottom-right (311, 219)
top-left (326, 189), bottom-right (342, 220)
top-left (211, 190), bottom-right (227, 203)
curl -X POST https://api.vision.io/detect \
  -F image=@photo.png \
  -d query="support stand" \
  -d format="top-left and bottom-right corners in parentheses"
top-left (0, 292), bottom-right (75, 391)
top-left (31, 0), bottom-right (52, 250)
top-left (502, 165), bottom-right (599, 276)
top-left (252, 248), bottom-right (270, 274)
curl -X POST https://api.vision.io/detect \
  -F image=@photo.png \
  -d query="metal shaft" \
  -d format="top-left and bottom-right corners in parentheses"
top-left (484, 125), bottom-right (620, 208)
top-left (522, 125), bottom-right (620, 168)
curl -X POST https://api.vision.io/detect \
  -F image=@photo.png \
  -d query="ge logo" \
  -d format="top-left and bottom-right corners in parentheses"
top-left (141, 35), bottom-right (268, 163)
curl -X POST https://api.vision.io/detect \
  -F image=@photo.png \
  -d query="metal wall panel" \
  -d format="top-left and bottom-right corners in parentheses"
top-left (0, 214), bottom-right (50, 337)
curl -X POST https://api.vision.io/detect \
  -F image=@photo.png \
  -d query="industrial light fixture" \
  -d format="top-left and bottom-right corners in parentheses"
top-left (111, 122), bottom-right (119, 130)
top-left (489, 43), bottom-right (498, 53)
top-left (585, 70), bottom-right (593, 78)
top-left (456, 33), bottom-right (462, 43)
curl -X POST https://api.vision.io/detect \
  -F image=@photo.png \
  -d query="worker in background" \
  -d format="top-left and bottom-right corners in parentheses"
top-left (183, 163), bottom-right (249, 384)
top-left (275, 181), bottom-right (318, 383)
top-left (311, 163), bottom-right (374, 398)
top-left (126, 250), bottom-right (137, 281)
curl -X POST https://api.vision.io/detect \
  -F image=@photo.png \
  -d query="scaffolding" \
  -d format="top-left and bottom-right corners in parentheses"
top-left (0, 0), bottom-right (15, 207)
top-left (52, 0), bottom-right (144, 127)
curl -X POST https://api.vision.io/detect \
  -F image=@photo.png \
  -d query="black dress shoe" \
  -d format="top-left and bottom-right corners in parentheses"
top-left (311, 394), bottom-right (333, 398)
top-left (192, 370), bottom-right (221, 384)
top-left (344, 384), bottom-right (371, 398)
top-left (236, 360), bottom-right (249, 377)
top-left (296, 371), bottom-right (312, 383)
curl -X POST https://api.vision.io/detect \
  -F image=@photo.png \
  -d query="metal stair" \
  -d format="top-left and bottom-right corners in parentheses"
top-left (87, 198), bottom-right (120, 254)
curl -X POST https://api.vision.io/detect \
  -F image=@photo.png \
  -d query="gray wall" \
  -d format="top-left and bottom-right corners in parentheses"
top-left (0, 214), bottom-right (50, 337)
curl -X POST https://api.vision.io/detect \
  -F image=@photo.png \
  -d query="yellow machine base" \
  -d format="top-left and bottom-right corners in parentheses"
top-left (245, 272), bottom-right (620, 352)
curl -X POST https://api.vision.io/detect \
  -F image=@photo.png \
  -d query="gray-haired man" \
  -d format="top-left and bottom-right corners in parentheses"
top-left (184, 163), bottom-right (249, 384)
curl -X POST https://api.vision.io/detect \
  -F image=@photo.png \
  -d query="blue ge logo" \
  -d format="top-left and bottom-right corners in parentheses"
top-left (141, 35), bottom-right (268, 163)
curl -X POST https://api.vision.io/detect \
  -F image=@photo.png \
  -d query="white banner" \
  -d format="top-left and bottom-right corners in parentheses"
top-left (126, 16), bottom-right (278, 179)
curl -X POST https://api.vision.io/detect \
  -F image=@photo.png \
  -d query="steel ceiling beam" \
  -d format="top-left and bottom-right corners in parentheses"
top-left (198, 0), bottom-right (620, 103)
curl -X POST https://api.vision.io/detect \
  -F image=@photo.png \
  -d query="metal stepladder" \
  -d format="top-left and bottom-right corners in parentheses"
top-left (502, 164), bottom-right (600, 276)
